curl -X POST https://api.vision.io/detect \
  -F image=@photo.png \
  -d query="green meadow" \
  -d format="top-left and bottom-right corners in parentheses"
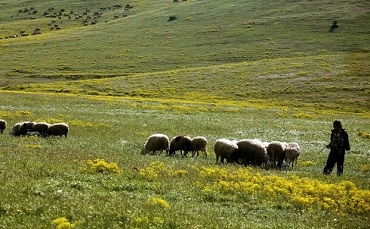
top-left (0, 0), bottom-right (369, 228)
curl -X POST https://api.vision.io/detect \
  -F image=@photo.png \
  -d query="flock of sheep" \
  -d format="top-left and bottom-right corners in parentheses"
top-left (143, 134), bottom-right (208, 157)
top-left (0, 119), bottom-right (301, 169)
top-left (143, 133), bottom-right (301, 169)
top-left (0, 119), bottom-right (69, 138)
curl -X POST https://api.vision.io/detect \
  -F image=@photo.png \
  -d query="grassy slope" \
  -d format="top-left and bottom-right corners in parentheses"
top-left (1, 0), bottom-right (369, 114)
top-left (0, 0), bottom-right (370, 228)
top-left (1, 0), bottom-right (369, 75)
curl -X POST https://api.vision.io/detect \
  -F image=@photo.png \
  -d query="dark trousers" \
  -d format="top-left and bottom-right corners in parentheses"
top-left (323, 149), bottom-right (345, 176)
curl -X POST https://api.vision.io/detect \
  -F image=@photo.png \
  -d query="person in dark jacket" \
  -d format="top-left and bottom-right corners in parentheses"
top-left (323, 120), bottom-right (350, 176)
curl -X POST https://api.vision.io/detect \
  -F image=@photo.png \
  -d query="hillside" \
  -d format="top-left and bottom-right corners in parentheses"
top-left (0, 1), bottom-right (368, 74)
top-left (1, 0), bottom-right (369, 114)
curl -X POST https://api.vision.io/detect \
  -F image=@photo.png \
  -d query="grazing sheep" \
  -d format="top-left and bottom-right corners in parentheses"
top-left (214, 138), bottom-right (239, 163)
top-left (26, 131), bottom-right (41, 137)
top-left (143, 134), bottom-right (170, 155)
top-left (9, 122), bottom-right (22, 136)
top-left (230, 139), bottom-right (268, 167)
top-left (169, 135), bottom-right (192, 156)
top-left (284, 142), bottom-right (301, 169)
top-left (47, 123), bottom-right (69, 137)
top-left (31, 122), bottom-right (50, 137)
top-left (190, 136), bottom-right (208, 157)
top-left (230, 139), bottom-right (253, 165)
top-left (0, 119), bottom-right (6, 134)
top-left (267, 141), bottom-right (288, 169)
top-left (10, 122), bottom-right (28, 136)
top-left (22, 121), bottom-right (36, 131)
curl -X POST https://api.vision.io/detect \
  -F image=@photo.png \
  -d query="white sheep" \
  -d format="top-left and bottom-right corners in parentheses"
top-left (143, 134), bottom-right (170, 155)
top-left (267, 141), bottom-right (288, 169)
top-left (231, 139), bottom-right (268, 167)
top-left (47, 123), bottom-right (69, 137)
top-left (169, 135), bottom-right (192, 156)
top-left (31, 122), bottom-right (50, 137)
top-left (190, 136), bottom-right (208, 157)
top-left (0, 119), bottom-right (6, 134)
top-left (284, 142), bottom-right (301, 169)
top-left (247, 139), bottom-right (268, 167)
top-left (214, 138), bottom-right (239, 163)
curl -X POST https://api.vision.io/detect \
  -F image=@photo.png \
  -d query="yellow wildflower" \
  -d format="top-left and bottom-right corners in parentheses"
top-left (51, 217), bottom-right (75, 229)
top-left (147, 197), bottom-right (171, 209)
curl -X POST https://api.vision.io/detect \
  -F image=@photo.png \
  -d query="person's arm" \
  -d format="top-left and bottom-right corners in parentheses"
top-left (343, 131), bottom-right (350, 151)
top-left (326, 132), bottom-right (334, 148)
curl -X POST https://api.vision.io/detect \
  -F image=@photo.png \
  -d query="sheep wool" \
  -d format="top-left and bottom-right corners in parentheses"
top-left (190, 136), bottom-right (208, 157)
top-left (0, 119), bottom-right (6, 134)
top-left (267, 141), bottom-right (288, 169)
top-left (232, 139), bottom-right (268, 167)
top-left (48, 123), bottom-right (69, 137)
top-left (31, 122), bottom-right (51, 137)
top-left (284, 142), bottom-right (301, 169)
top-left (214, 138), bottom-right (239, 163)
top-left (144, 134), bottom-right (170, 155)
top-left (22, 121), bottom-right (35, 132)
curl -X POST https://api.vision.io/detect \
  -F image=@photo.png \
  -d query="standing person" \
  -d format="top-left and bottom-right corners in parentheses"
top-left (323, 120), bottom-right (350, 176)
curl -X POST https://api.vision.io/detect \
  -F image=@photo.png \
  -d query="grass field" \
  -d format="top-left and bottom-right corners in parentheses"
top-left (0, 0), bottom-right (369, 228)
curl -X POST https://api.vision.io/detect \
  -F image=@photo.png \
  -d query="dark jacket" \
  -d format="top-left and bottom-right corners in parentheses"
top-left (329, 128), bottom-right (350, 151)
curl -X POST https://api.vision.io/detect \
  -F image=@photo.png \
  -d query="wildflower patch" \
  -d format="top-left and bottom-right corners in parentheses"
top-left (146, 197), bottom-right (171, 209)
top-left (196, 166), bottom-right (370, 215)
top-left (85, 159), bottom-right (123, 174)
top-left (139, 161), bottom-right (189, 181)
top-left (51, 217), bottom-right (77, 229)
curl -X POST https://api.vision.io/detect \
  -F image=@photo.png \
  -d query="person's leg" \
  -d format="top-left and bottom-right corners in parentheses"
top-left (336, 150), bottom-right (345, 176)
top-left (323, 151), bottom-right (336, 175)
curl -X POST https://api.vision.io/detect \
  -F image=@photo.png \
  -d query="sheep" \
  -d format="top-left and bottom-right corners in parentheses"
top-left (190, 136), bottom-right (208, 157)
top-left (230, 139), bottom-right (268, 167)
top-left (267, 141), bottom-right (288, 169)
top-left (31, 122), bottom-right (50, 137)
top-left (168, 135), bottom-right (192, 156)
top-left (9, 121), bottom-right (35, 136)
top-left (214, 138), bottom-right (239, 163)
top-left (9, 122), bottom-right (22, 136)
top-left (22, 121), bottom-right (36, 132)
top-left (143, 134), bottom-right (170, 155)
top-left (47, 123), bottom-right (69, 137)
top-left (10, 122), bottom-right (28, 136)
top-left (0, 119), bottom-right (6, 134)
top-left (284, 142), bottom-right (301, 169)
